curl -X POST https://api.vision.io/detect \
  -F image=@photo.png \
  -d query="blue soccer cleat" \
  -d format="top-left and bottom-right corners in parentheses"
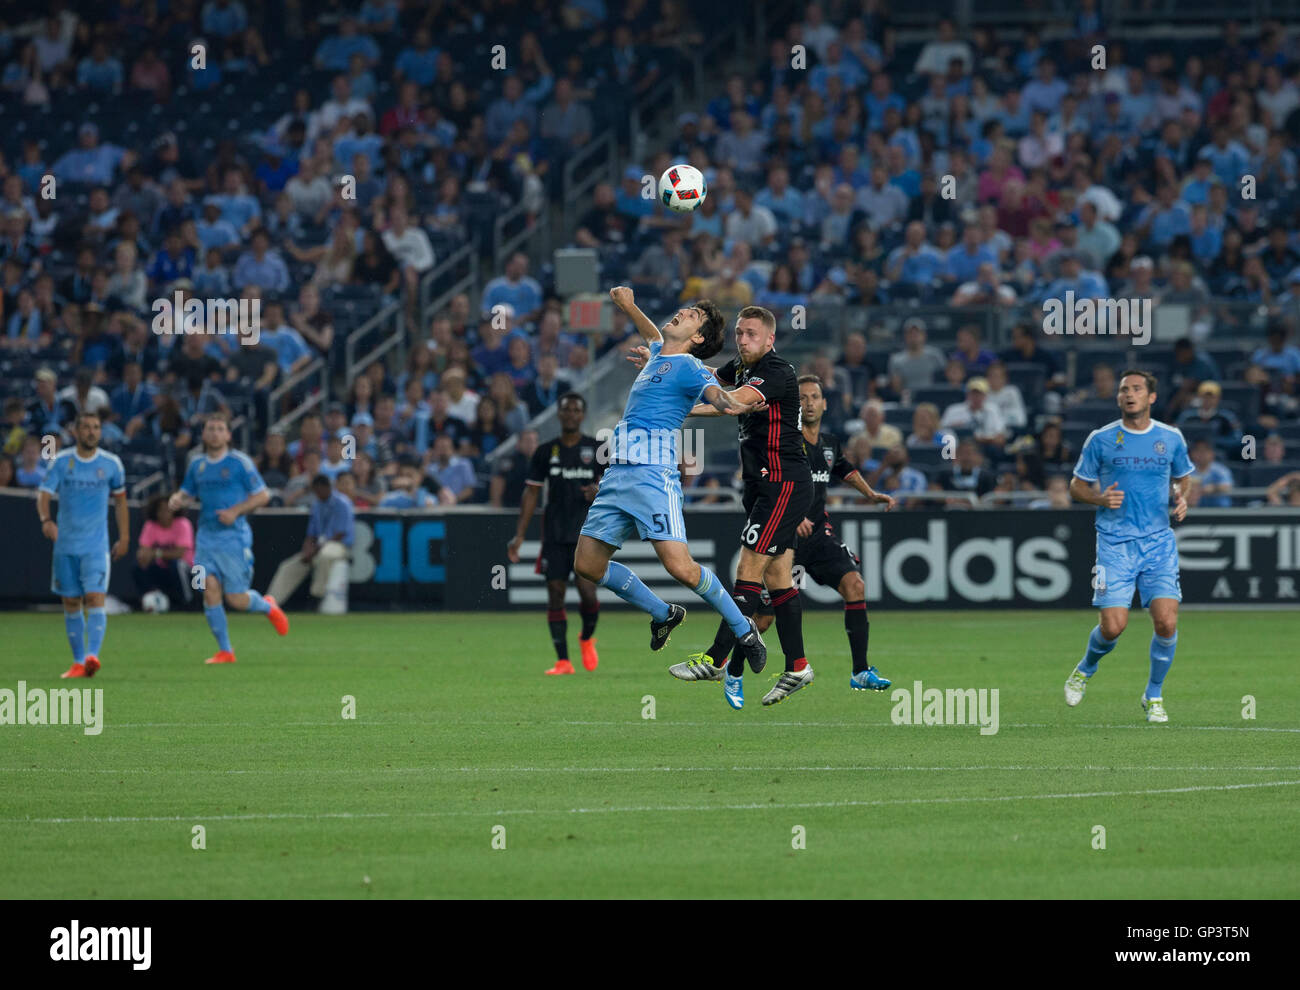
top-left (723, 670), bottom-right (744, 710)
top-left (849, 666), bottom-right (891, 691)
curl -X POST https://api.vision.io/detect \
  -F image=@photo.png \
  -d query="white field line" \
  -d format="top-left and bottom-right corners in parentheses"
top-left (3, 779), bottom-right (1298, 826)
top-left (3, 765), bottom-right (1300, 775)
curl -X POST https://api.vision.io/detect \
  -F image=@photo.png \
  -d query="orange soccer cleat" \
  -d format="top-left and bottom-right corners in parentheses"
top-left (60, 662), bottom-right (86, 679)
top-left (579, 637), bottom-right (599, 671)
top-left (264, 595), bottom-right (289, 636)
top-left (83, 655), bottom-right (101, 677)
top-left (544, 659), bottom-right (576, 676)
top-left (204, 650), bottom-right (237, 664)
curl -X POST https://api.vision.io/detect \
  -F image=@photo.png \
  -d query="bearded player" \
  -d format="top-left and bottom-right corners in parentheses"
top-left (667, 306), bottom-right (815, 708)
top-left (168, 413), bottom-right (289, 664)
top-left (1064, 370), bottom-right (1193, 723)
top-left (507, 392), bottom-right (605, 676)
top-left (726, 374), bottom-right (896, 693)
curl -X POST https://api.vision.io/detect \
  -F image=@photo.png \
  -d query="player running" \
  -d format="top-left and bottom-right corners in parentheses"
top-left (36, 411), bottom-right (129, 678)
top-left (669, 306), bottom-right (816, 708)
top-left (508, 392), bottom-right (606, 676)
top-left (572, 286), bottom-right (768, 668)
top-left (1064, 370), bottom-right (1193, 723)
top-left (723, 375), bottom-right (896, 693)
top-left (168, 413), bottom-right (289, 664)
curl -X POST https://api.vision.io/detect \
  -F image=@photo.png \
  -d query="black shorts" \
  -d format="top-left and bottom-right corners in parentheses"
top-left (740, 479), bottom-right (813, 557)
top-left (535, 542), bottom-right (578, 581)
top-left (756, 526), bottom-right (860, 616)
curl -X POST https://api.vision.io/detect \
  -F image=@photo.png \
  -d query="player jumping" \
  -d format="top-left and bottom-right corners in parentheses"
top-left (168, 413), bottom-right (289, 664)
top-left (572, 286), bottom-right (768, 668)
top-left (668, 306), bottom-right (815, 708)
top-left (1065, 370), bottom-right (1193, 723)
top-left (727, 375), bottom-right (896, 693)
top-left (507, 392), bottom-right (605, 676)
top-left (37, 411), bottom-right (129, 678)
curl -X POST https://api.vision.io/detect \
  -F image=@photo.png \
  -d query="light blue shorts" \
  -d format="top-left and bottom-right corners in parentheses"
top-left (1092, 529), bottom-right (1181, 609)
top-left (579, 463), bottom-right (687, 549)
top-left (195, 540), bottom-right (255, 595)
top-left (51, 551), bottom-right (110, 598)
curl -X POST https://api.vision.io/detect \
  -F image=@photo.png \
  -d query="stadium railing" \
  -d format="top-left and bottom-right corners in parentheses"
top-left (268, 355), bottom-right (331, 436)
top-left (417, 242), bottom-right (481, 347)
top-left (562, 131), bottom-right (620, 243)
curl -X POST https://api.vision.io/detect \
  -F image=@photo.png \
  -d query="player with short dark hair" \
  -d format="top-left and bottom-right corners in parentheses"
top-left (1065, 370), bottom-right (1194, 723)
top-left (507, 391), bottom-right (606, 675)
top-left (37, 410), bottom-right (130, 678)
top-left (668, 305), bottom-right (817, 708)
top-left (729, 375), bottom-right (896, 690)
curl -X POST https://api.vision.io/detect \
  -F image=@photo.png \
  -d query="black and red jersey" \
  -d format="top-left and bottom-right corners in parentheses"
top-left (525, 433), bottom-right (604, 544)
top-left (715, 350), bottom-right (810, 485)
top-left (802, 429), bottom-right (859, 522)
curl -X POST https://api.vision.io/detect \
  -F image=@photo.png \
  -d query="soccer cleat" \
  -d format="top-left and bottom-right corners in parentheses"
top-left (650, 604), bottom-right (686, 651)
top-left (723, 671), bottom-right (744, 710)
top-left (579, 637), bottom-right (599, 671)
top-left (849, 666), bottom-right (890, 691)
top-left (668, 653), bottom-right (723, 681)
top-left (1064, 666), bottom-right (1089, 707)
top-left (545, 659), bottom-right (576, 676)
top-left (265, 595), bottom-right (289, 636)
top-left (60, 662), bottom-right (87, 679)
top-left (205, 650), bottom-right (237, 664)
top-left (762, 664), bottom-right (815, 706)
top-left (83, 655), bottom-right (100, 678)
top-left (1141, 695), bottom-right (1168, 723)
top-left (736, 617), bottom-right (767, 673)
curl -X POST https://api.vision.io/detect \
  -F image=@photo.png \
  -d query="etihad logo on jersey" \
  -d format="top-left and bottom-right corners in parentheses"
top-left (811, 470), bottom-right (831, 483)
top-left (1111, 456), bottom-right (1169, 468)
top-left (551, 465), bottom-right (595, 480)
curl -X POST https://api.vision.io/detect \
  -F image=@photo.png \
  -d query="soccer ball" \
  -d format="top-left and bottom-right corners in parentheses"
top-left (142, 590), bottom-right (170, 613)
top-left (659, 164), bottom-right (707, 212)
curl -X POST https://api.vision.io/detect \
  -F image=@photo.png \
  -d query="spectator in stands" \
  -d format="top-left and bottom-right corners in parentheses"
top-left (888, 318), bottom-right (945, 394)
top-left (490, 427), bottom-right (540, 508)
top-left (1028, 474), bottom-right (1073, 510)
top-left (540, 78), bottom-right (592, 150)
top-left (1251, 324), bottom-right (1300, 390)
top-left (233, 228), bottom-right (289, 293)
top-left (1189, 438), bottom-right (1235, 507)
top-left (940, 438), bottom-right (996, 502)
top-left (379, 460), bottom-right (439, 508)
top-left (940, 377), bottom-right (1008, 447)
top-left (985, 360), bottom-right (1027, 430)
top-left (16, 434), bottom-right (49, 488)
top-left (253, 430), bottom-right (292, 490)
top-left (352, 229), bottom-right (400, 298)
top-left (906, 403), bottom-right (951, 451)
top-left (868, 445), bottom-right (929, 501)
top-left (1014, 419), bottom-right (1074, 490)
top-left (1164, 337), bottom-right (1222, 418)
top-left (349, 450), bottom-right (384, 506)
top-left (526, 353), bottom-right (571, 417)
top-left (482, 252), bottom-right (544, 328)
top-left (424, 432), bottom-right (475, 503)
top-left (1176, 380), bottom-right (1242, 442)
top-left (1261, 433), bottom-right (1288, 465)
top-left (848, 399), bottom-right (903, 454)
top-left (950, 325), bottom-right (997, 377)
top-left (0, 454), bottom-right (15, 489)
top-left (1067, 362), bottom-right (1118, 410)
top-left (952, 261), bottom-right (1018, 306)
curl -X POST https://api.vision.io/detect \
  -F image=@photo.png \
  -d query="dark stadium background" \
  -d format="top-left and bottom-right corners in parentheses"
top-left (2, 0), bottom-right (1300, 608)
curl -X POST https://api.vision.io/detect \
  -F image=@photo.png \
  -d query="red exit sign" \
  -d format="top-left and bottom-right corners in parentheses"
top-left (567, 297), bottom-right (605, 331)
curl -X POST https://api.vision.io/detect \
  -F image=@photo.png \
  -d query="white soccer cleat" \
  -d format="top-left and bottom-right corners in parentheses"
top-left (1064, 666), bottom-right (1088, 707)
top-left (761, 664), bottom-right (815, 706)
top-left (1141, 695), bottom-right (1168, 724)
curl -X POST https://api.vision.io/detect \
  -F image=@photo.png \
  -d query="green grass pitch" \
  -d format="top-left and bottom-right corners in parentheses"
top-left (1, 608), bottom-right (1297, 898)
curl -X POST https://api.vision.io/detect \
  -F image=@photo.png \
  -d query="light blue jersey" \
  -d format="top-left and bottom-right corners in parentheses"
top-left (39, 448), bottom-right (126, 556)
top-left (1074, 419), bottom-right (1194, 608)
top-left (1073, 419), bottom-right (1194, 541)
top-left (607, 339), bottom-right (715, 466)
top-left (181, 449), bottom-right (267, 552)
top-left (583, 338), bottom-right (715, 547)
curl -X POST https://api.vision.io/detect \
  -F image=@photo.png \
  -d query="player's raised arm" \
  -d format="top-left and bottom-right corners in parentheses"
top-left (700, 382), bottom-right (767, 416)
top-left (609, 285), bottom-right (661, 344)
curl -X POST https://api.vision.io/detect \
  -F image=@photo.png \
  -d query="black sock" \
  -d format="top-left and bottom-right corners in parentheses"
top-left (770, 587), bottom-right (805, 672)
top-left (716, 581), bottom-right (762, 674)
top-left (579, 603), bottom-right (599, 641)
top-left (547, 609), bottom-right (568, 661)
top-left (845, 601), bottom-right (869, 674)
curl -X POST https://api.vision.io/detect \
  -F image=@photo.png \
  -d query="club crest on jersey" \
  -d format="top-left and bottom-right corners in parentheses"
top-left (580, 448), bottom-right (594, 464)
top-left (746, 377), bottom-right (765, 387)
top-left (1154, 440), bottom-right (1167, 454)
top-left (95, 468), bottom-right (104, 478)
top-left (221, 468), bottom-right (230, 479)
top-left (657, 362), bottom-right (672, 374)
top-left (823, 448), bottom-right (833, 466)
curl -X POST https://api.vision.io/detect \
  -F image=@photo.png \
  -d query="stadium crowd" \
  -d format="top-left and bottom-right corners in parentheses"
top-left (2, 2), bottom-right (1300, 514)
